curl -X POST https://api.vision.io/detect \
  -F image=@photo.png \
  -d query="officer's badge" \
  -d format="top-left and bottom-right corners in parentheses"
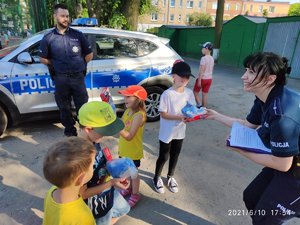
top-left (72, 46), bottom-right (79, 53)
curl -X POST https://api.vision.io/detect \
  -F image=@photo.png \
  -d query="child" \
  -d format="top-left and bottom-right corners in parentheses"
top-left (43, 137), bottom-right (96, 225)
top-left (153, 61), bottom-right (196, 194)
top-left (118, 85), bottom-right (147, 207)
top-left (193, 42), bottom-right (214, 108)
top-left (77, 101), bottom-right (130, 225)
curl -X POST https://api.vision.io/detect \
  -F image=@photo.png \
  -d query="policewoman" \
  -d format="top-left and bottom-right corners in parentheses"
top-left (39, 3), bottom-right (93, 136)
top-left (206, 52), bottom-right (300, 224)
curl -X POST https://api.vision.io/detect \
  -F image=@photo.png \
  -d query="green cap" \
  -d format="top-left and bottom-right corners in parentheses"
top-left (78, 101), bottom-right (124, 136)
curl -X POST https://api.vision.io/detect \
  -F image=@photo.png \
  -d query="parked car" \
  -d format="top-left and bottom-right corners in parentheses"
top-left (0, 26), bottom-right (181, 135)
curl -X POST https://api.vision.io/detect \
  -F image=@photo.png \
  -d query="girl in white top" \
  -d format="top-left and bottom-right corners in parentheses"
top-left (153, 61), bottom-right (196, 194)
top-left (193, 42), bottom-right (214, 108)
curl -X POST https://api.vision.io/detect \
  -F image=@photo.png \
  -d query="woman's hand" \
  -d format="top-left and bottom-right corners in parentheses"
top-left (205, 108), bottom-right (220, 120)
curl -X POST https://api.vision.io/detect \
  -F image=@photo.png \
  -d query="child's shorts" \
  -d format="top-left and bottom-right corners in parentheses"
top-left (193, 78), bottom-right (212, 93)
top-left (96, 189), bottom-right (130, 225)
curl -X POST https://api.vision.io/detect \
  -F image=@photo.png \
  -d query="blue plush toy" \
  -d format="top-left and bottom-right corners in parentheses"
top-left (181, 102), bottom-right (207, 119)
top-left (103, 148), bottom-right (138, 179)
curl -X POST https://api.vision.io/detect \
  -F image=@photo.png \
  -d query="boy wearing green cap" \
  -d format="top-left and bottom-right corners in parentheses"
top-left (78, 101), bottom-right (130, 225)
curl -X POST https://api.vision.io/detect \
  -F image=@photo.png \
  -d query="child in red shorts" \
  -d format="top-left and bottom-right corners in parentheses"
top-left (193, 42), bottom-right (214, 108)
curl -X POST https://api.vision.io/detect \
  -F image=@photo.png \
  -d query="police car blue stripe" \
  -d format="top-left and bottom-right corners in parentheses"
top-left (6, 66), bottom-right (171, 95)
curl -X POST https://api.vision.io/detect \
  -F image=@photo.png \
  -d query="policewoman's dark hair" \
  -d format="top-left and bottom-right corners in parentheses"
top-left (53, 3), bottom-right (68, 13)
top-left (243, 52), bottom-right (291, 87)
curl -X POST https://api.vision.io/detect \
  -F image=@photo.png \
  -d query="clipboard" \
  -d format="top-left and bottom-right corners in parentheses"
top-left (226, 122), bottom-right (272, 155)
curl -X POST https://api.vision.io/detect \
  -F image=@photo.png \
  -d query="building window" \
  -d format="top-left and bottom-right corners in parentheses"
top-left (151, 13), bottom-right (158, 21)
top-left (258, 5), bottom-right (263, 13)
top-left (163, 0), bottom-right (166, 7)
top-left (250, 5), bottom-right (253, 12)
top-left (152, 0), bottom-right (158, 6)
top-left (170, 0), bottom-right (175, 7)
top-left (225, 3), bottom-right (230, 10)
top-left (212, 2), bottom-right (218, 9)
top-left (269, 6), bottom-right (275, 13)
top-left (243, 4), bottom-right (246, 12)
top-left (170, 14), bottom-right (174, 22)
top-left (199, 1), bottom-right (202, 8)
top-left (178, 14), bottom-right (182, 22)
top-left (186, 15), bottom-right (190, 23)
top-left (235, 4), bottom-right (239, 11)
top-left (187, 0), bottom-right (194, 8)
top-left (162, 13), bottom-right (165, 21)
top-left (179, 0), bottom-right (183, 7)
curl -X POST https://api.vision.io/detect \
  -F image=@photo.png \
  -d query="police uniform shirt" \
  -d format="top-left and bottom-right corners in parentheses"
top-left (246, 86), bottom-right (300, 157)
top-left (39, 27), bottom-right (92, 74)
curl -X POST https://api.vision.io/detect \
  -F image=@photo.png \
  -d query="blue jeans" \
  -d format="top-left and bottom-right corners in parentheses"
top-left (96, 189), bottom-right (130, 225)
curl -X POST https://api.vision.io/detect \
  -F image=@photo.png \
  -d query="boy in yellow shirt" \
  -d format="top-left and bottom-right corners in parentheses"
top-left (43, 137), bottom-right (96, 225)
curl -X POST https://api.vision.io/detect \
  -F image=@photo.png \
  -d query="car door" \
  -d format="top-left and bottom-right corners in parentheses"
top-left (89, 34), bottom-right (152, 105)
top-left (10, 40), bottom-right (93, 114)
top-left (10, 42), bottom-right (56, 114)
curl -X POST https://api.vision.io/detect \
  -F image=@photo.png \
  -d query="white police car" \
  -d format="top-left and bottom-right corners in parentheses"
top-left (0, 27), bottom-right (181, 135)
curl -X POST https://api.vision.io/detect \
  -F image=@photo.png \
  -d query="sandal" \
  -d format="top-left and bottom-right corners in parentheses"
top-left (128, 193), bottom-right (141, 207)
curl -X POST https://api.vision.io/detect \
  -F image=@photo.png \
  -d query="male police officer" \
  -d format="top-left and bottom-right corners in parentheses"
top-left (39, 3), bottom-right (93, 136)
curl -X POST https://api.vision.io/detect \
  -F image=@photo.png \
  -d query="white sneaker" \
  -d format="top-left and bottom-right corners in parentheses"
top-left (167, 177), bottom-right (179, 193)
top-left (153, 177), bottom-right (165, 194)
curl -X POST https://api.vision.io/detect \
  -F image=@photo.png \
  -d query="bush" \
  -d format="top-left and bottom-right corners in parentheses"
top-left (146, 27), bottom-right (159, 34)
top-left (189, 12), bottom-right (213, 27)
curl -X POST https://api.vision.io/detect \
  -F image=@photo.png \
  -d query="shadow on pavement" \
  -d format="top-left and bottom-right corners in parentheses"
top-left (0, 176), bottom-right (43, 225)
top-left (131, 170), bottom-right (216, 225)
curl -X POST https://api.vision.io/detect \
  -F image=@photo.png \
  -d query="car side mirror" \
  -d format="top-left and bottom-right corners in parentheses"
top-left (17, 52), bottom-right (33, 64)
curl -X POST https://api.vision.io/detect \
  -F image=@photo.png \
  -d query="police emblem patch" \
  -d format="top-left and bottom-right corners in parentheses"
top-left (72, 46), bottom-right (79, 53)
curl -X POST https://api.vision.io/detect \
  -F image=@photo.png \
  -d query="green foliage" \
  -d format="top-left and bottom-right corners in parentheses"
top-left (0, 0), bottom-right (23, 32)
top-left (44, 0), bottom-right (154, 30)
top-left (288, 3), bottom-right (300, 16)
top-left (139, 0), bottom-right (158, 15)
top-left (146, 27), bottom-right (159, 34)
top-left (189, 12), bottom-right (213, 27)
top-left (108, 14), bottom-right (128, 29)
top-left (262, 9), bottom-right (268, 17)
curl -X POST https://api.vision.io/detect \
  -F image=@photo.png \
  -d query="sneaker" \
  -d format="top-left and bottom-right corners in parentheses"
top-left (128, 193), bottom-right (141, 207)
top-left (120, 189), bottom-right (131, 197)
top-left (153, 177), bottom-right (165, 194)
top-left (167, 176), bottom-right (179, 193)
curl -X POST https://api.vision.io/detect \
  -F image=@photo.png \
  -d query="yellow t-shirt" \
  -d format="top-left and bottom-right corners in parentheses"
top-left (119, 109), bottom-right (145, 160)
top-left (43, 186), bottom-right (96, 225)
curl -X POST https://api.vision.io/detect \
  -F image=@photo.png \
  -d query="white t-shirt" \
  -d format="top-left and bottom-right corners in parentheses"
top-left (200, 55), bottom-right (214, 79)
top-left (158, 87), bottom-right (196, 143)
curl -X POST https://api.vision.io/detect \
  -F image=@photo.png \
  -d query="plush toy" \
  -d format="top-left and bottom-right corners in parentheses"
top-left (103, 148), bottom-right (138, 180)
top-left (181, 102), bottom-right (207, 122)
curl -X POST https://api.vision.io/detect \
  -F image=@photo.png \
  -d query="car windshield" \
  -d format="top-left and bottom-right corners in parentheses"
top-left (0, 29), bottom-right (48, 60)
top-left (0, 45), bottom-right (19, 59)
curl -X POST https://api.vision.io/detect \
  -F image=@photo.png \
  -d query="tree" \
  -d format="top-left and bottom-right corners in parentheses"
top-left (262, 9), bottom-right (268, 17)
top-left (288, 3), bottom-right (300, 16)
top-left (45, 0), bottom-right (156, 31)
top-left (188, 12), bottom-right (213, 27)
top-left (214, 0), bottom-right (225, 61)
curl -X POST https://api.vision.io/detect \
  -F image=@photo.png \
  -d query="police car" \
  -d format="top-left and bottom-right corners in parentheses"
top-left (0, 27), bottom-right (181, 135)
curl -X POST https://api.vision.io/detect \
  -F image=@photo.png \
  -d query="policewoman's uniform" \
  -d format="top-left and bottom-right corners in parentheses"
top-left (39, 27), bottom-right (92, 136)
top-left (244, 85), bottom-right (300, 224)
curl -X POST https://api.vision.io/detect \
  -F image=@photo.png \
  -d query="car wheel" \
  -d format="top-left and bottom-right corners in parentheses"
top-left (145, 86), bottom-right (164, 122)
top-left (0, 105), bottom-right (8, 136)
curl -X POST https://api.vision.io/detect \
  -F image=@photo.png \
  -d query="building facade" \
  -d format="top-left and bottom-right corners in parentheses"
top-left (138, 0), bottom-right (290, 31)
top-left (138, 0), bottom-right (208, 31)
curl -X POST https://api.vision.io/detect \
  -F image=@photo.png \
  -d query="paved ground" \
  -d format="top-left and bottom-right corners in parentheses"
top-left (0, 58), bottom-right (299, 225)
